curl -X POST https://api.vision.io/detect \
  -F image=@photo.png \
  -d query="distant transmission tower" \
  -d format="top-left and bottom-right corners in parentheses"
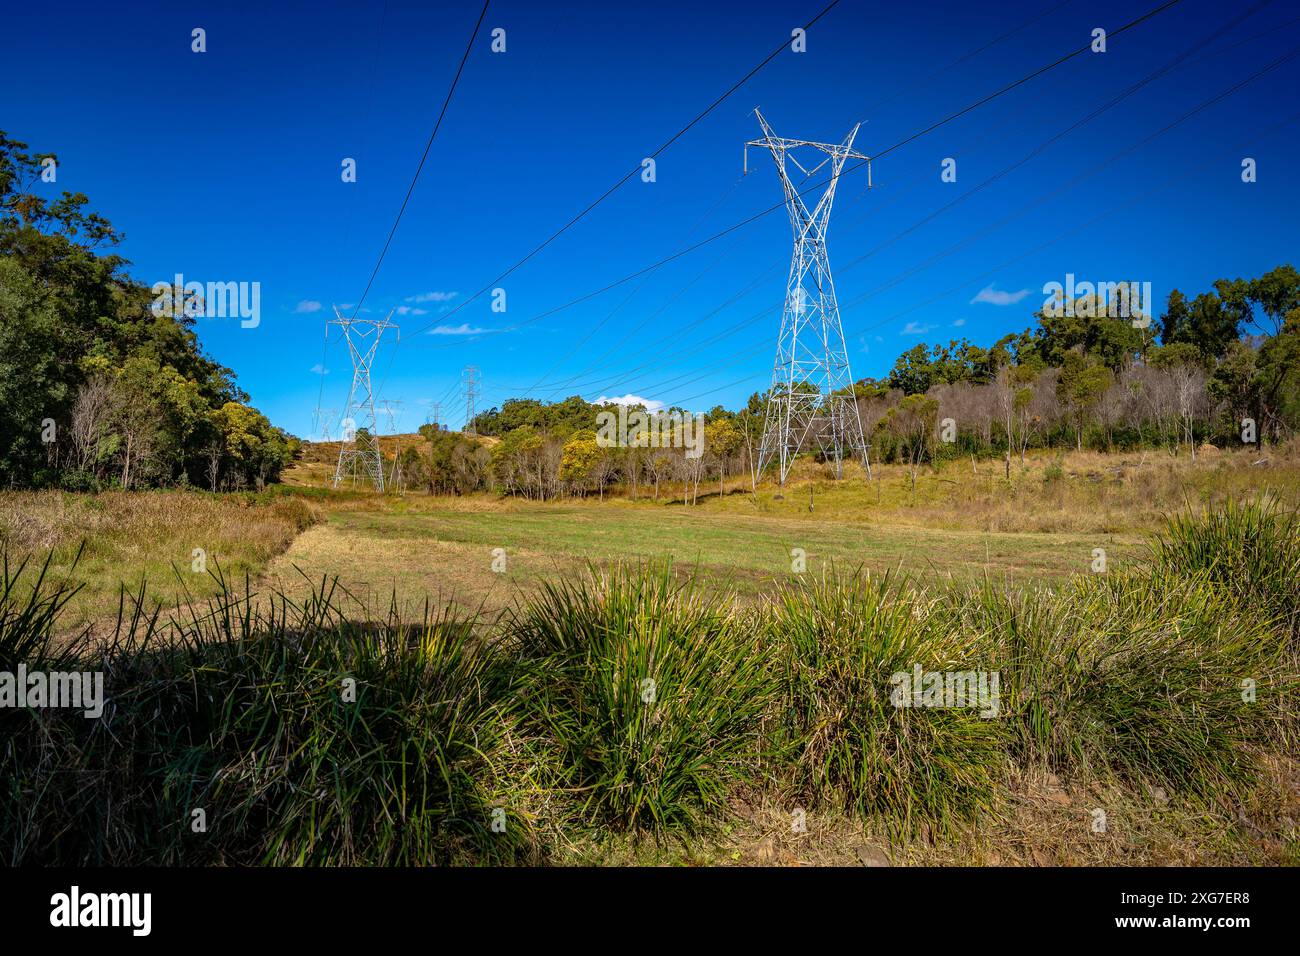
top-left (314, 406), bottom-right (339, 442)
top-left (429, 401), bottom-right (442, 431)
top-left (462, 366), bottom-right (479, 435)
top-left (746, 109), bottom-right (870, 486)
top-left (330, 307), bottom-right (398, 491)
top-left (380, 399), bottom-right (404, 489)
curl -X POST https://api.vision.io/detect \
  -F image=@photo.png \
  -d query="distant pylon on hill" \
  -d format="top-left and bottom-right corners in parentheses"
top-left (329, 306), bottom-right (398, 491)
top-left (746, 109), bottom-right (870, 487)
top-left (313, 406), bottom-right (338, 442)
top-left (380, 399), bottom-right (405, 490)
top-left (462, 366), bottom-right (479, 435)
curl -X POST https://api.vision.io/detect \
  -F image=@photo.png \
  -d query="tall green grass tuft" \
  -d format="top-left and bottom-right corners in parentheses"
top-left (770, 570), bottom-right (1005, 835)
top-left (0, 547), bottom-right (88, 672)
top-left (179, 585), bottom-right (528, 865)
top-left (1, 566), bottom-right (533, 865)
top-left (505, 563), bottom-right (774, 834)
top-left (1151, 498), bottom-right (1300, 642)
top-left (939, 568), bottom-right (1290, 799)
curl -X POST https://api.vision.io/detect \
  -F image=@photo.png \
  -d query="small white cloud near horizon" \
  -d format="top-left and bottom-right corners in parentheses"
top-left (406, 291), bottom-right (459, 303)
top-left (901, 321), bottom-right (933, 336)
top-left (295, 300), bottom-right (323, 314)
top-left (953, 318), bottom-right (967, 327)
top-left (310, 364), bottom-right (328, 375)
top-left (970, 284), bottom-right (1030, 306)
top-left (596, 393), bottom-right (665, 413)
top-left (427, 323), bottom-right (488, 336)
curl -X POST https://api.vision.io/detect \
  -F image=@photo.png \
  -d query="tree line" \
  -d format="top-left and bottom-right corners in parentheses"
top-left (866, 265), bottom-right (1298, 480)
top-left (391, 265), bottom-right (1298, 500)
top-left (0, 132), bottom-right (297, 491)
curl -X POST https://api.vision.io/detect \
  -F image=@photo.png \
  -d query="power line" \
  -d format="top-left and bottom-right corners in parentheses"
top-left (517, 175), bottom-right (745, 398)
top-left (318, 0), bottom-right (392, 438)
top-left (349, 0), bottom-right (491, 320)
top-left (521, 15), bottom-right (1119, 404)
top-left (403, 0), bottom-right (1186, 347)
top-left (857, 0), bottom-right (1077, 118)
top-left (369, 2), bottom-right (844, 413)
top-left (595, 30), bottom-right (1300, 408)
top-left (337, 1), bottom-right (489, 456)
top-left (871, 0), bottom-right (1184, 164)
top-left (417, 0), bottom-right (846, 337)
top-left (667, 108), bottom-right (1300, 411)
top-left (571, 6), bottom-right (1290, 405)
top-left (523, 0), bottom-right (1080, 401)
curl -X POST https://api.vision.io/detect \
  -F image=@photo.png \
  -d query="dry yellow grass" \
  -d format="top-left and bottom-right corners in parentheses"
top-left (702, 442), bottom-right (1300, 534)
top-left (0, 489), bottom-right (321, 624)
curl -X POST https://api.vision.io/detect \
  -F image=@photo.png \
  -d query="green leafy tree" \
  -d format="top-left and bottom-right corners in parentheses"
top-left (1247, 264), bottom-right (1300, 336)
top-left (1035, 299), bottom-right (1141, 372)
top-left (703, 418), bottom-right (742, 497)
top-left (1056, 352), bottom-right (1114, 450)
top-left (888, 344), bottom-right (935, 395)
top-left (1161, 289), bottom-right (1239, 361)
top-left (0, 130), bottom-right (283, 489)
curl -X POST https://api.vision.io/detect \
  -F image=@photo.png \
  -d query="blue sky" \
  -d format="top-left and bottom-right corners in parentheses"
top-left (6, 0), bottom-right (1299, 437)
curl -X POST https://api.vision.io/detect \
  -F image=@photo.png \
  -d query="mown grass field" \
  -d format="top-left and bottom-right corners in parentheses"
top-left (265, 498), bottom-right (1139, 617)
top-left (261, 443), bottom-right (1298, 617)
top-left (3, 445), bottom-right (1296, 626)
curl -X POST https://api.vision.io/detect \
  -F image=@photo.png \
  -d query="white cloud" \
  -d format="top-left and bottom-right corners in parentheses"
top-left (427, 323), bottom-right (488, 336)
top-left (406, 291), bottom-right (459, 303)
top-left (596, 393), bottom-right (664, 413)
top-left (953, 318), bottom-right (966, 327)
top-left (295, 300), bottom-right (323, 313)
top-left (395, 306), bottom-right (429, 315)
top-left (970, 284), bottom-right (1030, 306)
top-left (901, 321), bottom-right (933, 336)
top-left (310, 364), bottom-right (328, 375)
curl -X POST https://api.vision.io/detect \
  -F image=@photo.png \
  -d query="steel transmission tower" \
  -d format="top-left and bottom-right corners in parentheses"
top-left (462, 366), bottom-right (479, 435)
top-left (746, 110), bottom-right (870, 487)
top-left (312, 406), bottom-right (338, 442)
top-left (380, 399), bottom-right (405, 489)
top-left (329, 307), bottom-right (398, 491)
